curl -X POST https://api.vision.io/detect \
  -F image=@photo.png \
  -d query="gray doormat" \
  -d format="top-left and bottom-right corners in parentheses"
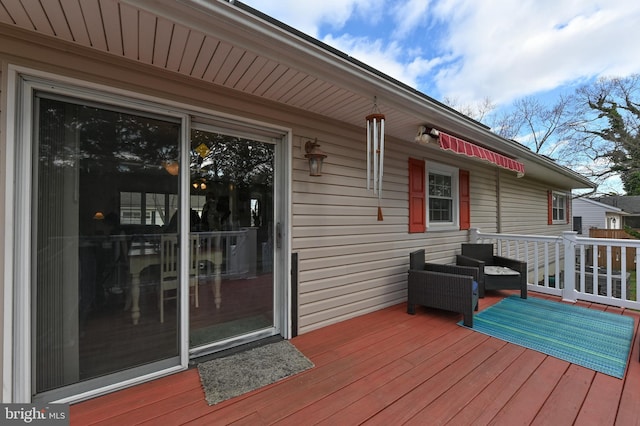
top-left (197, 340), bottom-right (314, 405)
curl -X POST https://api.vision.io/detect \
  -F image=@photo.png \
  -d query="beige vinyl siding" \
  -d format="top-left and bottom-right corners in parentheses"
top-left (500, 174), bottom-right (572, 236)
top-left (469, 167), bottom-right (499, 232)
top-left (293, 131), bottom-right (412, 332)
top-left (496, 175), bottom-right (572, 279)
top-left (292, 134), bottom-right (505, 332)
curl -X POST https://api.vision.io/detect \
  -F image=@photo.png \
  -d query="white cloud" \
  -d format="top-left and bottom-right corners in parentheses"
top-left (241, 0), bottom-right (640, 108)
top-left (321, 34), bottom-right (442, 88)
top-left (240, 0), bottom-right (380, 37)
top-left (430, 0), bottom-right (640, 105)
top-left (388, 0), bottom-right (434, 39)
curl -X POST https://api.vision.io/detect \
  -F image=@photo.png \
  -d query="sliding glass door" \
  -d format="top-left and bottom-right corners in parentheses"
top-left (188, 126), bottom-right (277, 351)
top-left (32, 93), bottom-right (182, 400)
top-left (23, 80), bottom-right (286, 403)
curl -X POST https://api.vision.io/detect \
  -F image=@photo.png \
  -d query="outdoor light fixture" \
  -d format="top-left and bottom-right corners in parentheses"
top-left (415, 126), bottom-right (440, 144)
top-left (304, 138), bottom-right (327, 176)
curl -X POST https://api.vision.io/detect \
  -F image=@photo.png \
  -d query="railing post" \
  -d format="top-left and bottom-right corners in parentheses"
top-left (470, 228), bottom-right (479, 243)
top-left (563, 231), bottom-right (577, 302)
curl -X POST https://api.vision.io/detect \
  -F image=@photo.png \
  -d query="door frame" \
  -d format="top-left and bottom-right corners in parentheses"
top-left (4, 65), bottom-right (292, 404)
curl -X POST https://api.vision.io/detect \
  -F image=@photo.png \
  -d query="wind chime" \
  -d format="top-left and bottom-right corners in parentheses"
top-left (366, 97), bottom-right (385, 221)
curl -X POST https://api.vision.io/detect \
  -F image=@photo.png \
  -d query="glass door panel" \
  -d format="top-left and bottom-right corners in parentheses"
top-left (33, 94), bottom-right (181, 398)
top-left (189, 129), bottom-right (275, 348)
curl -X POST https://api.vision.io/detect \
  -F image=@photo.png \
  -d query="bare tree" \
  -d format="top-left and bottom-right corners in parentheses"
top-left (442, 96), bottom-right (496, 122)
top-left (566, 74), bottom-right (640, 194)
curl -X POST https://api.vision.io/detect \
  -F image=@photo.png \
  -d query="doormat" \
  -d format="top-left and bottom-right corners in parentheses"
top-left (460, 295), bottom-right (634, 378)
top-left (197, 340), bottom-right (314, 405)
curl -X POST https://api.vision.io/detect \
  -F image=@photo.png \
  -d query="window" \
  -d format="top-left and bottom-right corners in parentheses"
top-left (408, 159), bottom-right (469, 233)
top-left (548, 191), bottom-right (568, 224)
top-left (427, 163), bottom-right (459, 230)
top-left (120, 191), bottom-right (178, 226)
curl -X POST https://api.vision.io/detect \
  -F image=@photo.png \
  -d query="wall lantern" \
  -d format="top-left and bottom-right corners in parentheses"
top-left (304, 138), bottom-right (327, 176)
top-left (414, 125), bottom-right (439, 144)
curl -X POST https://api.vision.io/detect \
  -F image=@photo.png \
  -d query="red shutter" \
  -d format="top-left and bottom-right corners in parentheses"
top-left (566, 193), bottom-right (571, 224)
top-left (459, 170), bottom-right (470, 230)
top-left (408, 158), bottom-right (425, 233)
top-left (547, 190), bottom-right (553, 225)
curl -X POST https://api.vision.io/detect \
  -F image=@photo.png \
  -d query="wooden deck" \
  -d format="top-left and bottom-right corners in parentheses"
top-left (70, 292), bottom-right (640, 425)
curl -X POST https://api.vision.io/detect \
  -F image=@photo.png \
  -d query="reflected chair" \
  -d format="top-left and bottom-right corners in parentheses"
top-left (159, 234), bottom-right (199, 323)
top-left (407, 249), bottom-right (480, 327)
top-left (456, 243), bottom-right (527, 299)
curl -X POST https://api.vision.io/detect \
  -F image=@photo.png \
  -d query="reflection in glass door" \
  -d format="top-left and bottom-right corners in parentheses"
top-left (32, 93), bottom-right (182, 401)
top-left (188, 128), bottom-right (276, 349)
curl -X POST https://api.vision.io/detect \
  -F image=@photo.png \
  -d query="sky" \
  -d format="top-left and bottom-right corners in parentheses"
top-left (241, 0), bottom-right (640, 193)
top-left (240, 0), bottom-right (640, 109)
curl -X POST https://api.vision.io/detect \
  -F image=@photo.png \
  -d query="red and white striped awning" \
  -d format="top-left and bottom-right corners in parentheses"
top-left (439, 132), bottom-right (525, 177)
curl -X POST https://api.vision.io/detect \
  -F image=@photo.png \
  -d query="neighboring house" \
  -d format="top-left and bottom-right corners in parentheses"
top-left (594, 196), bottom-right (640, 228)
top-left (572, 197), bottom-right (626, 235)
top-left (0, 0), bottom-right (594, 404)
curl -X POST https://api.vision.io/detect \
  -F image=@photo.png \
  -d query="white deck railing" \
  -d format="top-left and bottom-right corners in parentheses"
top-left (471, 228), bottom-right (640, 310)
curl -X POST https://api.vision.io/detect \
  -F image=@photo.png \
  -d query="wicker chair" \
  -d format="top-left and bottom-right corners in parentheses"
top-left (456, 243), bottom-right (527, 299)
top-left (407, 249), bottom-right (480, 327)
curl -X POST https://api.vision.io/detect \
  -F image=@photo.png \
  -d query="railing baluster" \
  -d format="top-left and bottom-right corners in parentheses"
top-left (592, 244), bottom-right (599, 295)
top-left (579, 245), bottom-right (585, 293)
top-left (606, 245), bottom-right (613, 298)
top-left (471, 228), bottom-right (640, 309)
top-left (544, 242), bottom-right (549, 288)
top-left (533, 242), bottom-right (539, 286)
top-left (555, 239), bottom-right (561, 290)
top-left (621, 246), bottom-right (627, 301)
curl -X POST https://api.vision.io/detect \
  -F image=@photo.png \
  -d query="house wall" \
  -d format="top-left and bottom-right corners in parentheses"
top-left (293, 130), bottom-right (506, 332)
top-left (0, 28), bottom-right (577, 344)
top-left (497, 174), bottom-right (572, 279)
top-left (500, 173), bottom-right (572, 235)
top-left (572, 198), bottom-right (606, 234)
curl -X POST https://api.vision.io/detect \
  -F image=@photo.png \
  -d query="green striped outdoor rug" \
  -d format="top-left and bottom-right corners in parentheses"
top-left (460, 295), bottom-right (634, 378)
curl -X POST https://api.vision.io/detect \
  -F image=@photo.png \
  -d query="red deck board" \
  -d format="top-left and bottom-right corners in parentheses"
top-left (447, 349), bottom-right (547, 425)
top-left (406, 343), bottom-right (527, 424)
top-left (69, 293), bottom-right (640, 425)
top-left (490, 356), bottom-right (571, 424)
top-left (531, 364), bottom-right (596, 425)
top-left (362, 338), bottom-right (508, 425)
